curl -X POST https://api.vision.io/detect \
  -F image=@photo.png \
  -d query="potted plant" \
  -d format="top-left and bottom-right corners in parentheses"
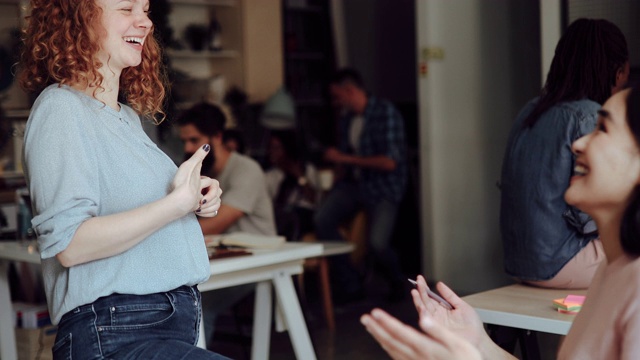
top-left (184, 24), bottom-right (209, 51)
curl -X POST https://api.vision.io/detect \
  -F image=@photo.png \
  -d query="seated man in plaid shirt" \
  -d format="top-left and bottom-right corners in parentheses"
top-left (315, 68), bottom-right (408, 304)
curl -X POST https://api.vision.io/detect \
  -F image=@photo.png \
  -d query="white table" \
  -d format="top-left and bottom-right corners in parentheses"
top-left (0, 241), bottom-right (323, 360)
top-left (0, 241), bottom-right (40, 360)
top-left (462, 284), bottom-right (587, 335)
top-left (199, 242), bottom-right (322, 360)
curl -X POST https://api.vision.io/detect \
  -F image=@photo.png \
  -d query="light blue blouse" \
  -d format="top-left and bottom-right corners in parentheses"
top-left (23, 84), bottom-right (210, 324)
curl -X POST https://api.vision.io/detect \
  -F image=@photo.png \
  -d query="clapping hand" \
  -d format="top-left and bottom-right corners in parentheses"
top-left (360, 308), bottom-right (481, 360)
top-left (411, 276), bottom-right (485, 348)
top-left (171, 144), bottom-right (222, 216)
top-left (360, 275), bottom-right (492, 360)
top-left (195, 180), bottom-right (222, 217)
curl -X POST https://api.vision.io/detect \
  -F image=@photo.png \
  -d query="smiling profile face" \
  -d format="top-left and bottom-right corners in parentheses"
top-left (565, 89), bottom-right (640, 217)
top-left (96, 0), bottom-right (152, 72)
top-left (330, 83), bottom-right (351, 110)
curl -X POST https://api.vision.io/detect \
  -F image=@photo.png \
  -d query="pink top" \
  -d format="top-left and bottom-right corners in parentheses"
top-left (558, 254), bottom-right (640, 359)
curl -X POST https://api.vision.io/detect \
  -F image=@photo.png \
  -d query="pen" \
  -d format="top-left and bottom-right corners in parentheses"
top-left (408, 279), bottom-right (454, 310)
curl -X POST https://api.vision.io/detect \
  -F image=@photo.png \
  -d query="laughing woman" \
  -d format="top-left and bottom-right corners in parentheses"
top-left (361, 86), bottom-right (640, 359)
top-left (19, 0), bottom-right (227, 358)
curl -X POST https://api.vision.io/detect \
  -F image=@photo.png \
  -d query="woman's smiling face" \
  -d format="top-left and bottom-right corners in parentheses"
top-left (565, 89), bottom-right (640, 217)
top-left (96, 0), bottom-right (152, 72)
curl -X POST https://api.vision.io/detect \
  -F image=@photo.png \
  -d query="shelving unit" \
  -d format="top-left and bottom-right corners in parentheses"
top-left (169, 0), bottom-right (236, 6)
top-left (282, 0), bottom-right (335, 149)
top-left (165, 49), bottom-right (239, 59)
top-left (0, 0), bottom-right (28, 110)
top-left (166, 0), bottom-right (283, 104)
top-left (0, 0), bottom-right (29, 177)
top-left (0, 0), bottom-right (27, 245)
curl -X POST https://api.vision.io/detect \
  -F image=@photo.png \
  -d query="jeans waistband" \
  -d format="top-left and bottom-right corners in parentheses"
top-left (65, 285), bottom-right (198, 317)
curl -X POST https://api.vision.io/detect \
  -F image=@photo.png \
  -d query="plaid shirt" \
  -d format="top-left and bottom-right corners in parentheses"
top-left (338, 96), bottom-right (407, 203)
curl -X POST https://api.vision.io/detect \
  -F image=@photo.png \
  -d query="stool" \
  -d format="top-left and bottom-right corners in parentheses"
top-left (297, 239), bottom-right (355, 331)
top-left (337, 210), bottom-right (367, 270)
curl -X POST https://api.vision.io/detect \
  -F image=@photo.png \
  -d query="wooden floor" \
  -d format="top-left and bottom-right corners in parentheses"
top-left (209, 272), bottom-right (418, 360)
top-left (209, 275), bottom-right (564, 360)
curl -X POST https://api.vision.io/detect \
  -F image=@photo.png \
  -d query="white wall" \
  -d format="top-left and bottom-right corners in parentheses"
top-left (540, 0), bottom-right (562, 85)
top-left (416, 0), bottom-right (541, 294)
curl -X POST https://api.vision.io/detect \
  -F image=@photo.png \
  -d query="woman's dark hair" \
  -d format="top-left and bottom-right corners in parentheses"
top-left (620, 86), bottom-right (640, 255)
top-left (330, 67), bottom-right (365, 90)
top-left (222, 129), bottom-right (246, 154)
top-left (270, 130), bottom-right (300, 162)
top-left (524, 18), bottom-right (628, 127)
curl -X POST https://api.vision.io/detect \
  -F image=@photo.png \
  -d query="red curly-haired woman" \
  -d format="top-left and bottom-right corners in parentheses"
top-left (19, 0), bottom-right (228, 358)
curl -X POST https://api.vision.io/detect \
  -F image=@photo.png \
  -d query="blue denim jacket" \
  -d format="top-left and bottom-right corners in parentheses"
top-left (500, 98), bottom-right (600, 281)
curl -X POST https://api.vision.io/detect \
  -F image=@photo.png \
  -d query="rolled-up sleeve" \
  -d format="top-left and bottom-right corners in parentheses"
top-left (24, 91), bottom-right (100, 259)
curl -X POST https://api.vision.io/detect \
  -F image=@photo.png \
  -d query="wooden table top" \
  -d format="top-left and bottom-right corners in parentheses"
top-left (462, 283), bottom-right (587, 335)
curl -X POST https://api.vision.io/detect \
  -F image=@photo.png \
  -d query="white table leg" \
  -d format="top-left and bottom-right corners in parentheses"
top-left (0, 261), bottom-right (18, 360)
top-left (273, 271), bottom-right (317, 360)
top-left (251, 281), bottom-right (272, 360)
top-left (274, 301), bottom-right (286, 333)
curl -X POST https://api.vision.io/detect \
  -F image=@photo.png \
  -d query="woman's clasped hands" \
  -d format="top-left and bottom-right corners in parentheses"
top-left (172, 144), bottom-right (222, 217)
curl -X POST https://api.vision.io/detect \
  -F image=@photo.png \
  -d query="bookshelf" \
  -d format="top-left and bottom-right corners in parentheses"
top-left (282, 0), bottom-right (336, 153)
top-left (167, 0), bottom-right (283, 105)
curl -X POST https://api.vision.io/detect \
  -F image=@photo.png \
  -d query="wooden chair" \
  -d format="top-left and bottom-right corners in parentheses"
top-left (297, 238), bottom-right (355, 331)
top-left (338, 210), bottom-right (367, 270)
top-left (296, 211), bottom-right (365, 330)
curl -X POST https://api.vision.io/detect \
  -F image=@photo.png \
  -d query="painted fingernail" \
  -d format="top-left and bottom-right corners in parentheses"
top-left (202, 199), bottom-right (207, 204)
top-left (196, 207), bottom-right (201, 213)
top-left (202, 144), bottom-right (210, 152)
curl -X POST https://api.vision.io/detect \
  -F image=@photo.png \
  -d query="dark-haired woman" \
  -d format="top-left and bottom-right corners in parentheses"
top-left (265, 130), bottom-right (319, 240)
top-left (362, 85), bottom-right (640, 359)
top-left (500, 18), bottom-right (629, 288)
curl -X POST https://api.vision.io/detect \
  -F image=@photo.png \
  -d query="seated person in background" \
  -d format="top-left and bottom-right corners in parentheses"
top-left (362, 86), bottom-right (640, 359)
top-left (314, 68), bottom-right (408, 304)
top-left (265, 130), bottom-right (319, 240)
top-left (500, 18), bottom-right (629, 289)
top-left (223, 128), bottom-right (246, 154)
top-left (177, 102), bottom-right (276, 348)
top-left (178, 103), bottom-right (275, 236)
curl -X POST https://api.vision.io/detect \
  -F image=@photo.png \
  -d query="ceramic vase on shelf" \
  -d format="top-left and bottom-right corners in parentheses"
top-left (184, 24), bottom-right (209, 51)
top-left (208, 15), bottom-right (222, 51)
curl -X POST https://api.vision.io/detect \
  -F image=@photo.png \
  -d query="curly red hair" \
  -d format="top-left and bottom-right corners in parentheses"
top-left (19, 0), bottom-right (167, 122)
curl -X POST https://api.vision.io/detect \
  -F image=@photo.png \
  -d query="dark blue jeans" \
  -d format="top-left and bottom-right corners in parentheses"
top-left (52, 286), bottom-right (230, 360)
top-left (314, 181), bottom-right (403, 295)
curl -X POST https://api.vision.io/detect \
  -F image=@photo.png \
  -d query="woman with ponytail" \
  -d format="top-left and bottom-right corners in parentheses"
top-left (500, 18), bottom-right (630, 289)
